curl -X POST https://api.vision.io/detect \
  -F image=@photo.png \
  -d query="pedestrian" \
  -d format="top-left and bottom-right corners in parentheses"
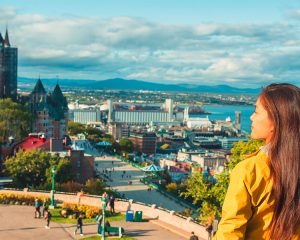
top-left (215, 84), bottom-right (300, 239)
top-left (44, 207), bottom-right (52, 229)
top-left (112, 161), bottom-right (114, 165)
top-left (189, 231), bottom-right (199, 240)
top-left (41, 199), bottom-right (46, 217)
top-left (74, 213), bottom-right (84, 236)
top-left (205, 219), bottom-right (213, 240)
top-left (102, 191), bottom-right (108, 198)
top-left (34, 198), bottom-right (41, 218)
top-left (96, 213), bottom-right (103, 236)
top-left (109, 196), bottom-right (115, 213)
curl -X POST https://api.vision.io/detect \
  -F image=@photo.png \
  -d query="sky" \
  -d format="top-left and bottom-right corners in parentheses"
top-left (1, 0), bottom-right (300, 87)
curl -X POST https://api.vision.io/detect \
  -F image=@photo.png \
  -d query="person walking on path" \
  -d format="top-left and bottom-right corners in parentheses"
top-left (34, 198), bottom-right (41, 218)
top-left (96, 213), bottom-right (103, 235)
top-left (44, 207), bottom-right (52, 229)
top-left (41, 199), bottom-right (46, 218)
top-left (205, 219), bottom-right (213, 240)
top-left (74, 213), bottom-right (84, 236)
top-left (214, 83), bottom-right (300, 239)
top-left (109, 196), bottom-right (115, 213)
top-left (189, 231), bottom-right (199, 240)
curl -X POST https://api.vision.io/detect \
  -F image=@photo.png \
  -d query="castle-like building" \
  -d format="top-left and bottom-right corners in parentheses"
top-left (0, 28), bottom-right (17, 100)
top-left (0, 28), bottom-right (68, 139)
top-left (30, 78), bottom-right (68, 139)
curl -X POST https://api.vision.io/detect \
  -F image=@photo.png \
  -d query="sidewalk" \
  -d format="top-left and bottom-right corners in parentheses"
top-left (95, 156), bottom-right (186, 211)
top-left (0, 205), bottom-right (193, 240)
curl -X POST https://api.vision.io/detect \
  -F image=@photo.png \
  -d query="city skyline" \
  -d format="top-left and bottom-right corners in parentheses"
top-left (1, 1), bottom-right (300, 87)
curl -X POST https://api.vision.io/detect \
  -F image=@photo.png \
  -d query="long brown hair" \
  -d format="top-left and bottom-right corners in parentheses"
top-left (260, 83), bottom-right (300, 239)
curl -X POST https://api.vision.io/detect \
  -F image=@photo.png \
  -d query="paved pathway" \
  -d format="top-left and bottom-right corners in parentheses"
top-left (0, 205), bottom-right (194, 240)
top-left (95, 156), bottom-right (186, 212)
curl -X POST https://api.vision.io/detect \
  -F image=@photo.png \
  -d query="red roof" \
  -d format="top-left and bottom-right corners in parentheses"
top-left (169, 166), bottom-right (187, 173)
top-left (18, 136), bottom-right (49, 151)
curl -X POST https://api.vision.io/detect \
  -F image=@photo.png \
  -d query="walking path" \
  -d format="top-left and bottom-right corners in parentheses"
top-left (0, 205), bottom-right (197, 240)
top-left (95, 156), bottom-right (187, 212)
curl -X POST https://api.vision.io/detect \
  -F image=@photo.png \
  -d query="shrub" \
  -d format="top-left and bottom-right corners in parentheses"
top-left (61, 202), bottom-right (101, 219)
top-left (165, 182), bottom-right (178, 194)
top-left (0, 193), bottom-right (49, 206)
top-left (84, 179), bottom-right (106, 195)
top-left (59, 181), bottom-right (83, 193)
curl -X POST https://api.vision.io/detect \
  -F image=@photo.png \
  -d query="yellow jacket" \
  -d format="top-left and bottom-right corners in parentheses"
top-left (214, 150), bottom-right (300, 240)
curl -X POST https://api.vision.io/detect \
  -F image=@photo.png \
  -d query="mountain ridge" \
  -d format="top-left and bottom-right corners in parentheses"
top-left (18, 77), bottom-right (260, 94)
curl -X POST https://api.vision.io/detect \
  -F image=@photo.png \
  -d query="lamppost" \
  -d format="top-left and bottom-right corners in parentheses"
top-left (101, 196), bottom-right (107, 240)
top-left (49, 165), bottom-right (56, 209)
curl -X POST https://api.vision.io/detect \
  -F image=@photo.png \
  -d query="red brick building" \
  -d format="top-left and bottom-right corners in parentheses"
top-left (67, 149), bottom-right (94, 183)
top-left (5, 134), bottom-right (94, 184)
top-left (130, 131), bottom-right (157, 155)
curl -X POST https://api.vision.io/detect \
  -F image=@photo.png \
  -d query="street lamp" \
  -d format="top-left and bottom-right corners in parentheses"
top-left (49, 165), bottom-right (56, 209)
top-left (101, 196), bottom-right (107, 240)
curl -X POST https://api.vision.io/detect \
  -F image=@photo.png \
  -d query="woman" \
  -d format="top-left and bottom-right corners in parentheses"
top-left (214, 83), bottom-right (300, 239)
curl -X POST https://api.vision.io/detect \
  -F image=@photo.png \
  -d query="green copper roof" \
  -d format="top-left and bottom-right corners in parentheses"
top-left (31, 80), bottom-right (68, 121)
top-left (32, 78), bottom-right (46, 94)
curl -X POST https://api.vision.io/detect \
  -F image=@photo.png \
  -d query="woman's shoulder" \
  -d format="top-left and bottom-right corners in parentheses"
top-left (232, 150), bottom-right (271, 182)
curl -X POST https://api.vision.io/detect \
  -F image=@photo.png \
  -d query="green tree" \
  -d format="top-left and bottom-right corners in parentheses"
top-left (84, 178), bottom-right (106, 195)
top-left (45, 157), bottom-right (75, 184)
top-left (0, 99), bottom-right (32, 143)
top-left (4, 149), bottom-right (51, 188)
top-left (86, 127), bottom-right (104, 144)
top-left (4, 149), bottom-right (76, 188)
top-left (165, 182), bottom-right (178, 194)
top-left (119, 138), bottom-right (134, 153)
top-left (67, 121), bottom-right (86, 135)
top-left (181, 139), bottom-right (264, 221)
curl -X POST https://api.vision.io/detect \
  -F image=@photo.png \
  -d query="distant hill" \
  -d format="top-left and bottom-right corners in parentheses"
top-left (18, 77), bottom-right (260, 94)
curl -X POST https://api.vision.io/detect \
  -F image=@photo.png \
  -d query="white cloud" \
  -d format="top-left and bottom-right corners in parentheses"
top-left (1, 6), bottom-right (300, 87)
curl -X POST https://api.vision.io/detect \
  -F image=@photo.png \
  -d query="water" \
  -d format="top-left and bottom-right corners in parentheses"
top-left (192, 105), bottom-right (255, 133)
top-left (117, 102), bottom-right (255, 133)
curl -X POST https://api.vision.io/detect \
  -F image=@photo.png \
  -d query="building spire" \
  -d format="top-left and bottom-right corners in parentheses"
top-left (32, 78), bottom-right (46, 94)
top-left (0, 32), bottom-right (3, 47)
top-left (4, 26), bottom-right (10, 47)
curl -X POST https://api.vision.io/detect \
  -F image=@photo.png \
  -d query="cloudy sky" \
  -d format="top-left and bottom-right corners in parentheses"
top-left (1, 0), bottom-right (300, 87)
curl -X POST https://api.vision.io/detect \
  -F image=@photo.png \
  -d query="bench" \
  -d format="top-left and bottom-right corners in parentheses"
top-left (99, 226), bottom-right (125, 238)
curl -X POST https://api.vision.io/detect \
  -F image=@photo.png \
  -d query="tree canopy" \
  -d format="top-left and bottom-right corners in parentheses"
top-left (68, 121), bottom-right (86, 136)
top-left (119, 137), bottom-right (134, 153)
top-left (68, 121), bottom-right (109, 144)
top-left (0, 99), bottom-right (32, 143)
top-left (4, 149), bottom-right (75, 188)
top-left (181, 139), bottom-right (264, 221)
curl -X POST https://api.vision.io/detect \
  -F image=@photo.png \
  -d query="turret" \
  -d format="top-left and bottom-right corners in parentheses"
top-left (4, 28), bottom-right (10, 47)
top-left (0, 32), bottom-right (3, 47)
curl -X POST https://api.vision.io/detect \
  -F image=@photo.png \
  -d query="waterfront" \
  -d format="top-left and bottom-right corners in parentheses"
top-left (112, 102), bottom-right (254, 133)
top-left (196, 104), bottom-right (255, 133)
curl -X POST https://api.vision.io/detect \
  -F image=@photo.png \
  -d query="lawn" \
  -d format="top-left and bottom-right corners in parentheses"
top-left (50, 207), bottom-right (125, 224)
